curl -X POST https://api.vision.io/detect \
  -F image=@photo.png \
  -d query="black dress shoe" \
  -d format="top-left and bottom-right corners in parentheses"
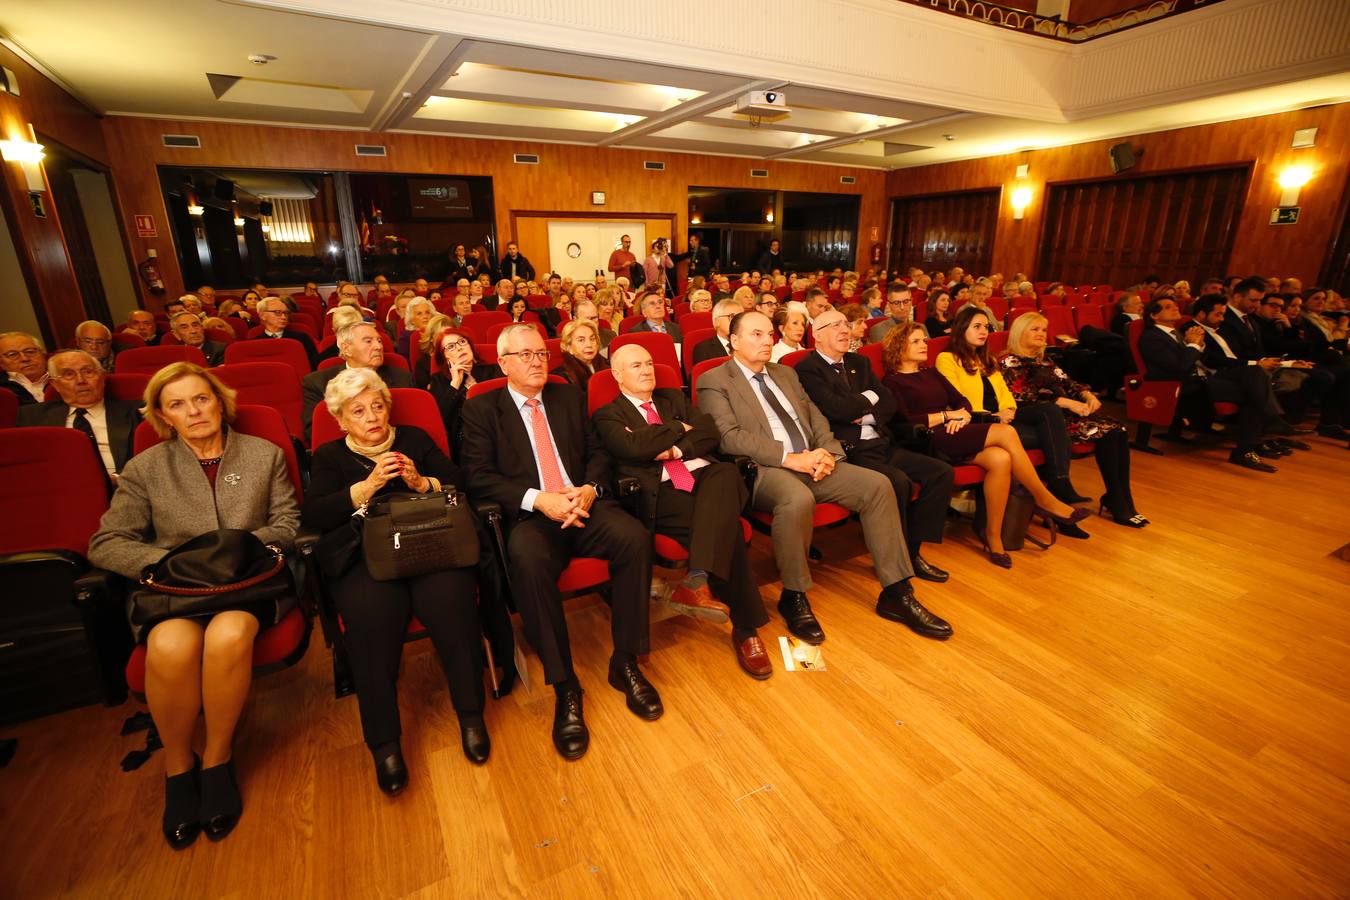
top-left (200, 759), bottom-right (242, 841)
top-left (1258, 441), bottom-right (1291, 458)
top-left (1316, 424), bottom-right (1349, 440)
top-left (163, 757), bottom-right (201, 850)
top-left (876, 582), bottom-right (952, 640)
top-left (459, 719), bottom-right (491, 765)
top-left (777, 590), bottom-right (825, 645)
top-left (911, 555), bottom-right (949, 583)
top-left (373, 746), bottom-right (408, 796)
top-left (1229, 450), bottom-right (1277, 473)
top-left (1274, 437), bottom-right (1310, 451)
top-left (552, 687), bottom-right (589, 760)
top-left (607, 661), bottom-right (664, 721)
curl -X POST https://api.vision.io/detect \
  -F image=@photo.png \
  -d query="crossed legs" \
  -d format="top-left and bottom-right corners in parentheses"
top-left (974, 424), bottom-right (1076, 555)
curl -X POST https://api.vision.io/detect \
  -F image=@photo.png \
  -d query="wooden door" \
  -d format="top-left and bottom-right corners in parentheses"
top-left (888, 189), bottom-right (998, 276)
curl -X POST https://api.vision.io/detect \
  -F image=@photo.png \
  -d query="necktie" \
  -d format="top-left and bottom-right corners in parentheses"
top-left (832, 361), bottom-right (849, 387)
top-left (524, 399), bottom-right (566, 492)
top-left (640, 401), bottom-right (695, 492)
top-left (72, 407), bottom-right (98, 451)
top-left (752, 373), bottom-right (807, 453)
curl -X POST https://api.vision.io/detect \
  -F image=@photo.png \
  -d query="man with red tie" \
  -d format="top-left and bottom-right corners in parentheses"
top-left (594, 344), bottom-right (773, 679)
top-left (460, 324), bottom-right (660, 760)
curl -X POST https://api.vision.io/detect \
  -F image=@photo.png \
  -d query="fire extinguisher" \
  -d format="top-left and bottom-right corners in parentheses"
top-left (138, 251), bottom-right (165, 296)
top-left (869, 242), bottom-right (884, 265)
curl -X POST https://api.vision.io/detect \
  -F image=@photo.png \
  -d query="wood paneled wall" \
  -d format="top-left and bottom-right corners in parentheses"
top-left (888, 189), bottom-right (999, 277)
top-left (885, 103), bottom-right (1350, 286)
top-left (100, 117), bottom-right (889, 308)
top-left (0, 45), bottom-right (109, 346)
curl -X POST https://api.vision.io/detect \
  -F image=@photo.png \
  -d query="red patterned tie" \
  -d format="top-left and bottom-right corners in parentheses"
top-left (641, 401), bottom-right (695, 492)
top-left (525, 398), bottom-right (566, 492)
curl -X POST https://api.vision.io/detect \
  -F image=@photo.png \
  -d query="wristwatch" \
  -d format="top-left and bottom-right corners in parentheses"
top-left (586, 481), bottom-right (605, 499)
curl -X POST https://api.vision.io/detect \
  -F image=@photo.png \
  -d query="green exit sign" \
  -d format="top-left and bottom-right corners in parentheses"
top-left (1270, 206), bottom-right (1300, 225)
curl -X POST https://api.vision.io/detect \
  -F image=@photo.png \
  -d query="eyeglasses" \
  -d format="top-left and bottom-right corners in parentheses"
top-left (442, 339), bottom-right (470, 352)
top-left (1, 348), bottom-right (43, 361)
top-left (55, 367), bottom-right (100, 381)
top-left (501, 350), bottom-right (551, 363)
top-left (77, 338), bottom-right (111, 347)
top-left (814, 320), bottom-right (848, 331)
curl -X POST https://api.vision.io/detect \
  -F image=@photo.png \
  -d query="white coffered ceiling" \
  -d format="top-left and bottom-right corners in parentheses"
top-left (2, 0), bottom-right (1348, 170)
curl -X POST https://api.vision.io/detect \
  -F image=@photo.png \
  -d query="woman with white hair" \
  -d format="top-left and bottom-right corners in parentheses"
top-left (303, 368), bottom-right (491, 793)
top-left (396, 296), bottom-right (435, 359)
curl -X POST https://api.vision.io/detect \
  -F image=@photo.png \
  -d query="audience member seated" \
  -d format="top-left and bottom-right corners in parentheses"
top-left (687, 289), bottom-right (713, 314)
top-left (571, 300), bottom-right (612, 355)
top-left (753, 291), bottom-right (780, 322)
top-left (595, 344), bottom-right (773, 677)
top-left (1295, 288), bottom-right (1348, 363)
top-left (882, 323), bottom-right (1086, 568)
top-left (803, 287), bottom-right (832, 321)
top-left (0, 331), bottom-right (51, 405)
top-left (924, 291), bottom-right (953, 338)
top-left (869, 282), bottom-right (916, 344)
top-left (75, 320), bottom-right (117, 372)
top-left (237, 291), bottom-right (262, 318)
top-left (170, 311), bottom-right (227, 366)
top-left (798, 308), bottom-right (955, 583)
top-left (732, 285), bottom-right (756, 310)
top-left (427, 327), bottom-right (501, 457)
top-left (937, 307), bottom-right (1087, 513)
top-left (631, 290), bottom-right (681, 341)
top-left (498, 241), bottom-right (535, 283)
top-left (397, 298), bottom-right (435, 360)
top-left (254, 298), bottom-right (319, 368)
top-left (18, 349), bottom-right (139, 479)
top-left (770, 307), bottom-right (807, 363)
top-left (1137, 297), bottom-right (1279, 472)
top-left (692, 299), bottom-right (740, 367)
top-left (460, 324), bottom-right (660, 760)
top-left (1252, 294), bottom-right (1349, 440)
top-left (557, 319), bottom-right (608, 388)
top-left (839, 304), bottom-right (869, 352)
top-left (999, 314), bottom-right (1147, 528)
top-left (413, 313), bottom-right (453, 387)
top-left (304, 369), bottom-right (492, 790)
top-left (181, 294), bottom-right (206, 319)
top-left (87, 362), bottom-right (299, 848)
top-left (303, 323), bottom-right (415, 443)
top-left (595, 287), bottom-right (624, 335)
top-left (217, 299), bottom-right (251, 325)
top-left (1111, 292), bottom-right (1143, 337)
top-left (124, 310), bottom-right (161, 346)
top-left (697, 311), bottom-right (951, 644)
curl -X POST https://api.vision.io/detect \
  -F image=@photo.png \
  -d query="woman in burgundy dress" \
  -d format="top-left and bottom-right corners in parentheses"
top-left (881, 321), bottom-right (1084, 568)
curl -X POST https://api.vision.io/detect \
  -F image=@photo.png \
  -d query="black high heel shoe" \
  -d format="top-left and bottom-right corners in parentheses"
top-left (1098, 495), bottom-right (1148, 528)
top-left (163, 756), bottom-right (202, 850)
top-left (199, 758), bottom-right (242, 841)
top-left (980, 537), bottom-right (1012, 569)
top-left (1036, 505), bottom-right (1091, 528)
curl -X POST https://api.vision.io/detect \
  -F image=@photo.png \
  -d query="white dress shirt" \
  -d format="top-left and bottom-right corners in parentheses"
top-left (10, 372), bottom-right (49, 403)
top-left (622, 392), bottom-right (708, 481)
top-left (507, 385), bottom-right (575, 511)
top-left (814, 349), bottom-right (880, 440)
top-left (734, 358), bottom-right (808, 463)
top-left (66, 401), bottom-right (116, 475)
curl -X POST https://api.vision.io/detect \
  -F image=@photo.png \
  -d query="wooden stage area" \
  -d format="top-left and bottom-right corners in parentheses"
top-left (1, 430), bottom-right (1347, 898)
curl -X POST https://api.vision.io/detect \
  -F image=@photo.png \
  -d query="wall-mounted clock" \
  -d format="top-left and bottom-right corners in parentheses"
top-left (566, 242), bottom-right (583, 258)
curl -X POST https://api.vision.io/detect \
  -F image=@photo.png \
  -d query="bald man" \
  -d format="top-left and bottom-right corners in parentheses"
top-left (75, 320), bottom-right (117, 372)
top-left (594, 344), bottom-right (772, 679)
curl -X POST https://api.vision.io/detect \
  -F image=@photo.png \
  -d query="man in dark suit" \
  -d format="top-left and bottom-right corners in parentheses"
top-left (301, 323), bottom-right (414, 443)
top-left (497, 241), bottom-right (535, 282)
top-left (595, 344), bottom-right (772, 680)
top-left (691, 299), bottom-right (739, 369)
top-left (460, 323), bottom-right (660, 760)
top-left (169, 312), bottom-right (226, 367)
top-left (697, 311), bottom-right (952, 645)
top-left (675, 232), bottom-right (713, 280)
top-left (756, 239), bottom-right (783, 274)
top-left (0, 331), bottom-right (50, 406)
top-left (1138, 297), bottom-right (1277, 472)
top-left (630, 292), bottom-right (682, 343)
top-left (123, 310), bottom-right (162, 347)
top-left (18, 349), bottom-right (138, 479)
top-left (254, 297), bottom-right (319, 368)
top-left (797, 308), bottom-right (955, 583)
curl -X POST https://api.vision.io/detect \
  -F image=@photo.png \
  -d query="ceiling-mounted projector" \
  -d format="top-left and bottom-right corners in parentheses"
top-left (735, 90), bottom-right (789, 115)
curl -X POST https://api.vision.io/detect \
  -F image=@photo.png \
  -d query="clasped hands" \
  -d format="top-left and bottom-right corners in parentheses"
top-left (535, 484), bottom-right (598, 529)
top-left (785, 447), bottom-right (836, 482)
top-left (363, 451), bottom-right (429, 494)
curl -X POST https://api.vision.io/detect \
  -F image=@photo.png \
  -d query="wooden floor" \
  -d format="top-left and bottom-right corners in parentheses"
top-left (2, 428), bottom-right (1349, 899)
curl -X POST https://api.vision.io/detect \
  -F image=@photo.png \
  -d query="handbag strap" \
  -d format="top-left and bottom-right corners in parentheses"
top-left (141, 553), bottom-right (286, 595)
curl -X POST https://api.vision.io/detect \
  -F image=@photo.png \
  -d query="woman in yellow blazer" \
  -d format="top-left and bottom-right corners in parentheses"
top-left (936, 306), bottom-right (1087, 511)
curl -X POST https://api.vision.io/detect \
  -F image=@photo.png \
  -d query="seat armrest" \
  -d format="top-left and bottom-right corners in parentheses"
top-left (471, 499), bottom-right (502, 526)
top-left (72, 566), bottom-right (123, 610)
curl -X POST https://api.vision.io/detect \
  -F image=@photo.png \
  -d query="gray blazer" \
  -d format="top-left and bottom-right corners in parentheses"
top-left (694, 358), bottom-right (843, 468)
top-left (88, 430), bottom-right (299, 579)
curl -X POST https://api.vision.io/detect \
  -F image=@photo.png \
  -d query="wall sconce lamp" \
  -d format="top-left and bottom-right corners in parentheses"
top-left (0, 138), bottom-right (46, 192)
top-left (764, 210), bottom-right (775, 223)
top-left (1277, 165), bottom-right (1312, 206)
top-left (233, 216), bottom-right (246, 227)
top-left (1010, 186), bottom-right (1033, 220)
top-left (261, 223), bottom-right (272, 235)
top-left (187, 203), bottom-right (205, 216)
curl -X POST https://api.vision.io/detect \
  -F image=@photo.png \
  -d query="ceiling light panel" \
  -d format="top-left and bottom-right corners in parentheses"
top-left (415, 96), bottom-right (644, 132)
top-left (437, 63), bottom-right (702, 116)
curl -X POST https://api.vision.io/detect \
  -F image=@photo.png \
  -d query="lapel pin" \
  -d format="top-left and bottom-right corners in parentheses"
top-left (224, 473), bottom-right (242, 486)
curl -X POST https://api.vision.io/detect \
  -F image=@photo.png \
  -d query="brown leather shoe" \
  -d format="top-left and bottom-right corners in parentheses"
top-left (734, 633), bottom-right (772, 680)
top-left (667, 583), bottom-right (730, 623)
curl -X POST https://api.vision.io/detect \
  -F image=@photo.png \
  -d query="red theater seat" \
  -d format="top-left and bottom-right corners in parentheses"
top-left (114, 345), bottom-right (207, 375)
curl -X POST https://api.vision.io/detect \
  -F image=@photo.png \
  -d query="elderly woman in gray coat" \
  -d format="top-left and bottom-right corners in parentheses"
top-left (89, 362), bottom-right (298, 850)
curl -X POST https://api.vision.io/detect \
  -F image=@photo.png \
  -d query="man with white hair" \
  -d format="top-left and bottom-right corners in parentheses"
top-left (75, 320), bottom-right (117, 372)
top-left (490, 278), bottom-right (516, 312)
top-left (252, 296), bottom-right (319, 367)
top-left (18, 349), bottom-right (139, 477)
top-left (180, 293), bottom-right (205, 317)
top-left (0, 331), bottom-right (50, 405)
top-left (169, 310), bottom-right (226, 366)
top-left (301, 322), bottom-right (414, 442)
top-left (691, 299), bottom-right (741, 367)
top-left (594, 344), bottom-right (773, 679)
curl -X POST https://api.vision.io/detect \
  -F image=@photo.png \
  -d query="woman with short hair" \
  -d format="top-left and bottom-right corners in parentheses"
top-left (397, 297), bottom-right (435, 359)
top-left (427, 326), bottom-right (501, 456)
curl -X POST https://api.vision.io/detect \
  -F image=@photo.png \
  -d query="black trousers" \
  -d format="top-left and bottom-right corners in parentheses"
top-left (1091, 429), bottom-right (1134, 513)
top-left (847, 438), bottom-right (954, 549)
top-left (1013, 401), bottom-right (1073, 482)
top-left (507, 500), bottom-right (652, 685)
top-left (652, 463), bottom-right (768, 631)
top-left (1181, 367), bottom-right (1272, 449)
top-left (333, 562), bottom-right (483, 748)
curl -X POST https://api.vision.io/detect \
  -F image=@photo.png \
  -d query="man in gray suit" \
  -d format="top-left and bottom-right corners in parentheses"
top-left (696, 311), bottom-right (952, 644)
top-left (18, 349), bottom-right (139, 479)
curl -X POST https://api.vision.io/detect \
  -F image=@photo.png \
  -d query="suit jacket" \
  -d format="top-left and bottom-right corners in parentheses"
top-left (498, 253), bottom-right (535, 282)
top-left (254, 329), bottom-right (319, 368)
top-left (459, 381), bottom-right (613, 526)
top-left (691, 335), bottom-right (731, 368)
top-left (695, 358), bottom-right (843, 470)
top-left (198, 340), bottom-right (227, 367)
top-left (1203, 321), bottom-right (1256, 370)
top-left (18, 398), bottom-right (140, 472)
top-left (559, 351), bottom-right (608, 388)
top-left (795, 350), bottom-right (897, 446)
top-left (676, 246), bottom-right (712, 279)
top-left (301, 363), bottom-right (416, 443)
top-left (87, 430), bottom-right (299, 579)
top-left (592, 388), bottom-right (721, 529)
top-left (0, 373), bottom-right (41, 406)
top-left (630, 319), bottom-right (682, 343)
top-left (1138, 323), bottom-right (1203, 382)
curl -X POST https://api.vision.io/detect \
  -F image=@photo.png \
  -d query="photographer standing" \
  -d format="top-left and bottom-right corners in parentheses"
top-left (643, 238), bottom-right (674, 299)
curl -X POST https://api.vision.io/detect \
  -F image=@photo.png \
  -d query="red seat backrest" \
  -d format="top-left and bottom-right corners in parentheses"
top-left (135, 405), bottom-right (302, 502)
top-left (681, 327), bottom-right (717, 381)
top-left (779, 348), bottom-right (812, 369)
top-left (677, 312), bottom-right (712, 334)
top-left (927, 336), bottom-right (951, 358)
top-left (224, 337), bottom-right (311, 381)
top-left (224, 318), bottom-right (250, 340)
top-left (1007, 306), bottom-right (1037, 328)
top-left (987, 330), bottom-right (1011, 357)
top-left (312, 388), bottom-right (449, 456)
top-left (112, 332), bottom-right (146, 351)
top-left (317, 352), bottom-right (410, 373)
top-left (1075, 304), bottom-right (1106, 331)
top-left (618, 315), bottom-right (646, 335)
top-left (215, 362), bottom-right (304, 439)
top-left (0, 389), bottom-right (16, 429)
top-left (858, 341), bottom-right (885, 379)
top-left (465, 374), bottom-right (568, 401)
top-left (985, 297), bottom-right (1008, 321)
top-left (1043, 306), bottom-right (1077, 344)
top-left (0, 427), bottom-right (109, 556)
top-left (460, 311), bottom-right (510, 343)
top-left (608, 332), bottom-right (682, 385)
top-left (486, 321), bottom-right (547, 344)
top-left (475, 343), bottom-right (498, 364)
top-left (525, 294), bottom-right (551, 309)
top-left (1127, 317), bottom-right (1150, 377)
top-left (690, 358), bottom-right (730, 405)
top-left (586, 363), bottom-right (680, 416)
top-left (105, 373), bottom-right (150, 403)
top-left (115, 345), bottom-right (208, 375)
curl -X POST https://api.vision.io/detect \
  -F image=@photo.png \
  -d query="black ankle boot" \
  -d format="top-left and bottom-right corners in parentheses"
top-left (199, 759), bottom-right (242, 841)
top-left (163, 757), bottom-right (202, 850)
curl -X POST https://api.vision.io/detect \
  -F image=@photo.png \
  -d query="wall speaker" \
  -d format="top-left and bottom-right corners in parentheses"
top-left (258, 200), bottom-right (273, 217)
top-left (1109, 143), bottom-right (1137, 174)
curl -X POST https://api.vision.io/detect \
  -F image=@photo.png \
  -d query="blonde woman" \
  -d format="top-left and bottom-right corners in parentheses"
top-left (558, 318), bottom-right (608, 388)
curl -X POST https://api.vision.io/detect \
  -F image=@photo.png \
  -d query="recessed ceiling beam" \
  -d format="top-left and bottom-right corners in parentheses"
top-left (376, 37), bottom-right (472, 132)
top-left (596, 78), bottom-right (787, 147)
top-left (763, 111), bottom-right (974, 159)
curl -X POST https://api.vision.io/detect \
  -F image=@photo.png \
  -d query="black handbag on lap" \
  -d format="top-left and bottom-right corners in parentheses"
top-left (361, 490), bottom-right (480, 581)
top-left (128, 529), bottom-right (293, 641)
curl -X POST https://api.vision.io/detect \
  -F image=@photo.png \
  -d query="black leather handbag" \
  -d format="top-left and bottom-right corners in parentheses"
top-left (361, 490), bottom-right (480, 582)
top-left (127, 529), bottom-right (294, 641)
